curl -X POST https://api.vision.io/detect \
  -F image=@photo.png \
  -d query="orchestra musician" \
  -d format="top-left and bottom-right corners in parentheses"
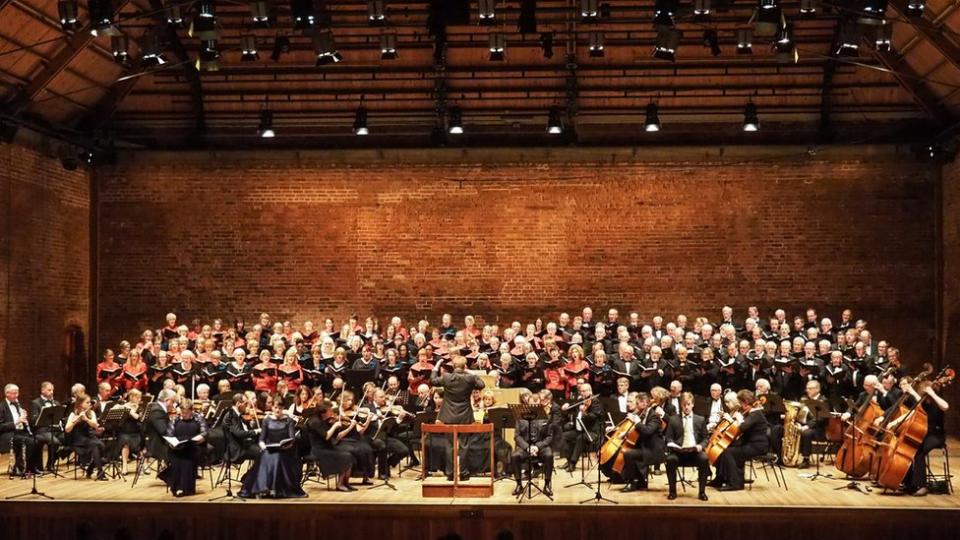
top-left (64, 393), bottom-right (107, 480)
top-left (29, 381), bottom-right (63, 473)
top-left (306, 400), bottom-right (355, 492)
top-left (888, 379), bottom-right (950, 496)
top-left (221, 394), bottom-right (262, 464)
top-left (665, 392), bottom-right (711, 501)
top-left (798, 380), bottom-right (830, 468)
top-left (620, 392), bottom-right (665, 493)
top-left (2, 384), bottom-right (39, 475)
top-left (560, 382), bottom-right (604, 473)
top-left (116, 388), bottom-right (145, 474)
top-left (511, 392), bottom-right (554, 497)
top-left (709, 390), bottom-right (769, 492)
top-left (367, 388), bottom-right (415, 480)
top-left (334, 390), bottom-right (376, 484)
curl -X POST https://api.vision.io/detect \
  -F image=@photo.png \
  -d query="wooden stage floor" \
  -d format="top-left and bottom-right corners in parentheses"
top-left (0, 441), bottom-right (958, 540)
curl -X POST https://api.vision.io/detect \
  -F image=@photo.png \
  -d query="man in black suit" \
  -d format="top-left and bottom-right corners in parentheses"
top-left (665, 392), bottom-right (710, 500)
top-left (511, 392), bottom-right (555, 496)
top-left (221, 394), bottom-right (262, 464)
top-left (1, 384), bottom-right (38, 474)
top-left (29, 381), bottom-right (63, 472)
top-left (144, 389), bottom-right (177, 464)
top-left (561, 382), bottom-right (604, 472)
top-left (611, 342), bottom-right (643, 391)
top-left (799, 380), bottom-right (830, 468)
top-left (620, 392), bottom-right (665, 492)
top-left (710, 389), bottom-right (769, 491)
top-left (431, 355), bottom-right (485, 480)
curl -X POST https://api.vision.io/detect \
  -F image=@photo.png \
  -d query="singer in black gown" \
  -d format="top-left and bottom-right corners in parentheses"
top-left (239, 403), bottom-right (306, 498)
top-left (160, 401), bottom-right (208, 497)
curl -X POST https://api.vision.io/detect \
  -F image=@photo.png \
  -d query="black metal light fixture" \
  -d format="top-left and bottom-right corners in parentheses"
top-left (57, 0), bottom-right (79, 31)
top-left (644, 102), bottom-right (661, 132)
top-left (653, 27), bottom-right (682, 61)
top-left (743, 102), bottom-right (759, 132)
top-left (241, 35), bottom-right (259, 61)
top-left (448, 106), bottom-right (464, 134)
top-left (547, 106), bottom-right (563, 134)
top-left (589, 31), bottom-right (605, 58)
top-left (353, 107), bottom-right (369, 135)
top-left (258, 109), bottom-right (275, 138)
top-left (380, 32), bottom-right (397, 60)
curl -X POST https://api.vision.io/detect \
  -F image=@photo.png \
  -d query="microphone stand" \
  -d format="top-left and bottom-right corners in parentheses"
top-left (577, 412), bottom-right (616, 505)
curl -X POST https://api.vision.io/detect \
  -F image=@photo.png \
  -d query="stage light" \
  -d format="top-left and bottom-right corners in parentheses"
top-left (353, 107), bottom-right (369, 135)
top-left (380, 33), bottom-right (397, 60)
top-left (737, 28), bottom-right (753, 54)
top-left (835, 22), bottom-right (862, 56)
top-left (694, 0), bottom-right (712, 16)
top-left (111, 35), bottom-right (129, 64)
top-left (292, 0), bottom-right (317, 29)
top-left (369, 0), bottom-right (387, 25)
top-left (653, 27), bottom-right (681, 61)
top-left (644, 102), bottom-right (661, 132)
top-left (905, 0), bottom-right (925, 17)
top-left (540, 32), bottom-right (554, 59)
top-left (776, 22), bottom-right (798, 63)
top-left (759, 0), bottom-right (778, 10)
top-left (139, 32), bottom-right (167, 67)
top-left (271, 35), bottom-right (290, 62)
top-left (258, 110), bottom-right (275, 138)
top-left (875, 23), bottom-right (892, 52)
top-left (754, 5), bottom-right (781, 34)
top-left (742, 102), bottom-right (759, 132)
top-left (704, 30), bottom-right (721, 56)
top-left (250, 1), bottom-right (271, 28)
top-left (589, 31), bottom-right (605, 58)
top-left (314, 31), bottom-right (343, 66)
top-left (547, 106), bottom-right (563, 134)
top-left (241, 35), bottom-right (259, 61)
top-left (489, 32), bottom-right (505, 61)
top-left (581, 0), bottom-right (599, 19)
top-left (166, 5), bottom-right (184, 27)
top-left (89, 0), bottom-right (118, 36)
top-left (799, 0), bottom-right (817, 18)
top-left (654, 0), bottom-right (678, 27)
top-left (58, 0), bottom-right (78, 31)
top-left (196, 40), bottom-right (220, 71)
top-left (859, 0), bottom-right (887, 25)
top-left (478, 0), bottom-right (496, 25)
top-left (190, 1), bottom-right (220, 40)
top-left (448, 106), bottom-right (463, 134)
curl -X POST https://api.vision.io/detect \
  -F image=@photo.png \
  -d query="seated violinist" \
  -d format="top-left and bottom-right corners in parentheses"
top-left (708, 390), bottom-right (769, 492)
top-left (560, 383), bottom-right (604, 473)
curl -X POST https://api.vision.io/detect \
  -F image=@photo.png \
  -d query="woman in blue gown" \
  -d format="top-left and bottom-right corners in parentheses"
top-left (239, 401), bottom-right (306, 498)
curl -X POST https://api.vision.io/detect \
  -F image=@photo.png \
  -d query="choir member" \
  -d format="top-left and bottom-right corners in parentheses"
top-left (252, 350), bottom-right (279, 394)
top-left (96, 349), bottom-right (123, 399)
top-left (121, 349), bottom-right (148, 394)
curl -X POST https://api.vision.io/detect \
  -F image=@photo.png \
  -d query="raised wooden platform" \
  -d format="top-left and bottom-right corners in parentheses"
top-left (0, 441), bottom-right (957, 540)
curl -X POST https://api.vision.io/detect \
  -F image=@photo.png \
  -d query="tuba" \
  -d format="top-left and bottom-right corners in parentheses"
top-left (781, 400), bottom-right (806, 467)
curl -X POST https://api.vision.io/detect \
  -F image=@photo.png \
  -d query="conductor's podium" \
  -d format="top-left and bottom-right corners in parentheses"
top-left (420, 423), bottom-right (495, 498)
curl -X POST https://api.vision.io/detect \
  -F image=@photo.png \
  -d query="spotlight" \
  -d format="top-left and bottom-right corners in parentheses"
top-left (859, 0), bottom-right (887, 25)
top-left (589, 31), bottom-right (605, 58)
top-left (448, 106), bottom-right (464, 134)
top-left (742, 102), bottom-right (759, 132)
top-left (703, 30), bottom-right (721, 56)
top-left (540, 32), bottom-right (554, 59)
top-left (139, 32), bottom-right (166, 67)
top-left (644, 102), bottom-right (661, 132)
top-left (799, 0), bottom-right (817, 18)
top-left (166, 5), bottom-right (184, 27)
top-left (489, 32), bottom-right (505, 61)
top-left (369, 0), bottom-right (387, 25)
top-left (754, 6), bottom-right (782, 34)
top-left (380, 33), bottom-right (397, 60)
top-left (189, 1), bottom-right (219, 40)
top-left (835, 22), bottom-right (862, 56)
top-left (875, 23), bottom-right (892, 52)
top-left (241, 35), bottom-right (259, 61)
top-left (314, 30), bottom-right (342, 66)
top-left (292, 0), bottom-right (317, 29)
top-left (271, 35), bottom-right (290, 62)
top-left (654, 0), bottom-right (678, 26)
top-left (478, 0), bottom-right (496, 25)
top-left (57, 0), bottom-right (78, 31)
top-left (758, 0), bottom-right (778, 9)
top-left (80, 150), bottom-right (95, 165)
top-left (196, 40), bottom-right (220, 72)
top-left (905, 0), bottom-right (925, 17)
top-left (581, 0), bottom-right (599, 19)
top-left (250, 1), bottom-right (272, 28)
top-left (111, 35), bottom-right (129, 64)
top-left (547, 106), bottom-right (563, 134)
top-left (353, 107), bottom-right (369, 135)
top-left (89, 0), bottom-right (118, 37)
top-left (258, 110), bottom-right (275, 138)
top-left (653, 27), bottom-right (681, 61)
top-left (694, 0), bottom-right (712, 17)
top-left (737, 28), bottom-right (753, 54)
top-left (776, 22), bottom-right (798, 63)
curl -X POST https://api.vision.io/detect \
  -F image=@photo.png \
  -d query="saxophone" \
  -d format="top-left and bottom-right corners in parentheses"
top-left (781, 400), bottom-right (805, 467)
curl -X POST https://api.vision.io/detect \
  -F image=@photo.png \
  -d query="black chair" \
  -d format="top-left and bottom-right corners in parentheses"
top-left (746, 453), bottom-right (788, 491)
top-left (926, 443), bottom-right (953, 494)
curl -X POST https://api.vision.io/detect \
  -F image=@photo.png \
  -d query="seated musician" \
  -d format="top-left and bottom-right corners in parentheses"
top-left (306, 400), bottom-right (355, 492)
top-left (367, 388), bottom-right (414, 480)
top-left (709, 389), bottom-right (769, 492)
top-left (511, 392), bottom-right (554, 497)
top-left (665, 392), bottom-right (711, 501)
top-left (754, 378), bottom-right (783, 456)
top-left (222, 394), bottom-right (262, 464)
top-left (798, 380), bottom-right (830, 468)
top-left (893, 379), bottom-right (950, 496)
top-left (560, 383), bottom-right (604, 473)
top-left (620, 392), bottom-right (665, 493)
top-left (334, 390), bottom-right (376, 484)
top-left (64, 393), bottom-right (107, 480)
top-left (2, 384), bottom-right (40, 475)
top-left (29, 381), bottom-right (63, 473)
top-left (116, 389), bottom-right (145, 475)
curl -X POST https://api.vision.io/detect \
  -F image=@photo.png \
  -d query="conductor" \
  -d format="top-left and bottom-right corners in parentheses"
top-left (430, 355), bottom-right (485, 481)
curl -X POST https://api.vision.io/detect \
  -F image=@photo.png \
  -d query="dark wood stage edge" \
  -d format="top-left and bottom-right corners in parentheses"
top-left (1, 500), bottom-right (958, 540)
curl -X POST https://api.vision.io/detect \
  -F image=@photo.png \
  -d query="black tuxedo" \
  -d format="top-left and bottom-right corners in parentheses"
top-left (29, 396), bottom-right (63, 469)
top-left (714, 409), bottom-right (769, 489)
top-left (221, 408), bottom-right (261, 463)
top-left (512, 417), bottom-right (555, 484)
top-left (800, 395), bottom-right (830, 458)
top-left (664, 413), bottom-right (711, 495)
top-left (621, 407), bottom-right (666, 486)
top-left (0, 399), bottom-right (38, 471)
top-left (143, 402), bottom-right (171, 462)
top-left (562, 399), bottom-right (604, 465)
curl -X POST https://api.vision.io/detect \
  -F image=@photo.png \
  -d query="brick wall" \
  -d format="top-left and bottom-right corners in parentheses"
top-left (95, 146), bottom-right (939, 370)
top-left (0, 142), bottom-right (90, 402)
top-left (942, 155), bottom-right (959, 433)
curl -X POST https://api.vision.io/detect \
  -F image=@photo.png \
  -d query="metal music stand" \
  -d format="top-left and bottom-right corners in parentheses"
top-left (798, 399), bottom-right (836, 482)
top-left (99, 407), bottom-right (130, 481)
top-left (209, 408), bottom-right (246, 502)
top-left (6, 405), bottom-right (64, 500)
top-left (486, 408), bottom-right (515, 482)
top-left (508, 403), bottom-right (552, 503)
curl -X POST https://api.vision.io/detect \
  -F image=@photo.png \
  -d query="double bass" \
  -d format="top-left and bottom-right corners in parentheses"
top-left (875, 367), bottom-right (954, 490)
top-left (834, 388), bottom-right (885, 478)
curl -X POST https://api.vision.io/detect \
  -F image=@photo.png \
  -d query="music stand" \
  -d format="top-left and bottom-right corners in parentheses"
top-left (100, 407), bottom-right (130, 481)
top-left (344, 369), bottom-right (377, 394)
top-left (210, 409), bottom-right (246, 502)
top-left (412, 411), bottom-right (437, 480)
top-left (798, 399), bottom-right (836, 482)
top-left (6, 405), bottom-right (64, 500)
top-left (486, 408), bottom-right (515, 482)
top-left (507, 403), bottom-right (552, 503)
top-left (369, 417), bottom-right (400, 491)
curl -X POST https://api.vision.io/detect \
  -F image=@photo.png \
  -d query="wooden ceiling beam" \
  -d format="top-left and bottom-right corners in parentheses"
top-left (872, 47), bottom-right (954, 125)
top-left (889, 0), bottom-right (960, 75)
top-left (147, 0), bottom-right (205, 134)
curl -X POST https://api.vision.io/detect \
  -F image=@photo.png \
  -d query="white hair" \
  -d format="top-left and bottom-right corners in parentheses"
top-left (4, 383), bottom-right (18, 393)
top-left (196, 384), bottom-right (210, 394)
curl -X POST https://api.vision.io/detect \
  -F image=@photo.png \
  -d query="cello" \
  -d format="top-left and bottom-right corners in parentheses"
top-left (598, 415), bottom-right (641, 481)
top-left (875, 367), bottom-right (954, 490)
top-left (704, 395), bottom-right (764, 466)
